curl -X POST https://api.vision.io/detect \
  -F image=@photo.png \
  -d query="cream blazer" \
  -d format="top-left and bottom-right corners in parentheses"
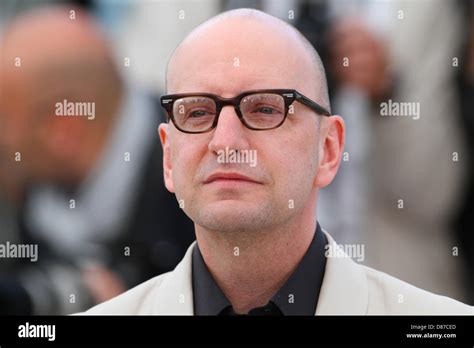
top-left (81, 232), bottom-right (473, 315)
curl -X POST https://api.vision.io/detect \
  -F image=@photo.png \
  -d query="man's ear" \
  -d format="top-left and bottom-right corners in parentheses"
top-left (158, 123), bottom-right (175, 193)
top-left (315, 115), bottom-right (345, 188)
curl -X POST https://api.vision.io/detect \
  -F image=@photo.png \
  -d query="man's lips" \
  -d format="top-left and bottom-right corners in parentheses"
top-left (203, 172), bottom-right (262, 185)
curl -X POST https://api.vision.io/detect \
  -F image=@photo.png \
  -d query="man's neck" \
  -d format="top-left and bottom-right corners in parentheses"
top-left (195, 211), bottom-right (317, 314)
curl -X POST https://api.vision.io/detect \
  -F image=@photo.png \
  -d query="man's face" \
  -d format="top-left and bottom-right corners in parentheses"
top-left (1, 29), bottom-right (63, 184)
top-left (160, 19), bottom-right (325, 233)
top-left (0, 65), bottom-right (59, 184)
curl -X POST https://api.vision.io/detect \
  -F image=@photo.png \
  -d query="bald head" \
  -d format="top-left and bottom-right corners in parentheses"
top-left (1, 6), bottom-right (122, 113)
top-left (166, 8), bottom-right (330, 111)
top-left (159, 8), bottom-right (345, 246)
top-left (0, 6), bottom-right (123, 184)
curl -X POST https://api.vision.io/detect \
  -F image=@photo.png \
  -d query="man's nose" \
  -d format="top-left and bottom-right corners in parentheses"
top-left (208, 105), bottom-right (250, 154)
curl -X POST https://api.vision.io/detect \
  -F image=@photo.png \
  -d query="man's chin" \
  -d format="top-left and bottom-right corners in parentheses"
top-left (195, 201), bottom-right (268, 233)
top-left (204, 199), bottom-right (256, 214)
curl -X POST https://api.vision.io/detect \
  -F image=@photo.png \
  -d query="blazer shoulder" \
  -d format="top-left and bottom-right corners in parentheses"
top-left (77, 241), bottom-right (197, 315)
top-left (77, 272), bottom-right (171, 315)
top-left (360, 264), bottom-right (473, 315)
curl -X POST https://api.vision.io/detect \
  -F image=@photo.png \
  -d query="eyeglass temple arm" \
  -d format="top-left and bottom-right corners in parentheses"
top-left (294, 92), bottom-right (331, 116)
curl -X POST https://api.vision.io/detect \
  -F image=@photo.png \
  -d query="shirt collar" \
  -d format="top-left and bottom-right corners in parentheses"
top-left (192, 222), bottom-right (327, 315)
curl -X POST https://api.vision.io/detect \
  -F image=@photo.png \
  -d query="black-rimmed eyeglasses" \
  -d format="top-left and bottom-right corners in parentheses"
top-left (160, 89), bottom-right (331, 134)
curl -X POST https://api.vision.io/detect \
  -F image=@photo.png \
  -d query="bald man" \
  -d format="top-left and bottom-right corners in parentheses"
top-left (84, 9), bottom-right (473, 315)
top-left (0, 6), bottom-right (123, 188)
top-left (0, 6), bottom-right (194, 314)
top-left (0, 7), bottom-right (125, 314)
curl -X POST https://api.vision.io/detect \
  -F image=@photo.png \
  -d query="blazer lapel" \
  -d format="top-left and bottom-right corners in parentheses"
top-left (149, 231), bottom-right (369, 315)
top-left (315, 231), bottom-right (369, 315)
top-left (152, 241), bottom-right (196, 315)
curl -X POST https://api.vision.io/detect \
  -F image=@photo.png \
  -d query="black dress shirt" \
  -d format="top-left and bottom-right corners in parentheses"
top-left (192, 222), bottom-right (327, 315)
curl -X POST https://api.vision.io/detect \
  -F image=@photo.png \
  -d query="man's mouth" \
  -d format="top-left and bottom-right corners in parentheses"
top-left (203, 172), bottom-right (262, 185)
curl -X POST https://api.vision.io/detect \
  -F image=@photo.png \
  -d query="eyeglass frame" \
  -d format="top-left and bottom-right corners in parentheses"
top-left (160, 89), bottom-right (331, 134)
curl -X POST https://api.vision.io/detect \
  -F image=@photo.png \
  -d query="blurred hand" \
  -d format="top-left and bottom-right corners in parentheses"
top-left (82, 264), bottom-right (126, 304)
top-left (328, 19), bottom-right (392, 101)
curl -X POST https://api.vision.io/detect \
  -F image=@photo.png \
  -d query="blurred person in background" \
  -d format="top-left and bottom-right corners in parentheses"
top-left (311, 0), bottom-right (470, 303)
top-left (0, 5), bottom-right (194, 314)
top-left (367, 0), bottom-right (469, 303)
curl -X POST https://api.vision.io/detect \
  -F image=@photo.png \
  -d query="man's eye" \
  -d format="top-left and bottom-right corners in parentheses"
top-left (252, 106), bottom-right (280, 115)
top-left (189, 110), bottom-right (210, 118)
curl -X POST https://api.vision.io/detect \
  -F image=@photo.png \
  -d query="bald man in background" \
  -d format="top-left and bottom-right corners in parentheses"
top-left (0, 6), bottom-right (194, 314)
top-left (79, 9), bottom-right (473, 316)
